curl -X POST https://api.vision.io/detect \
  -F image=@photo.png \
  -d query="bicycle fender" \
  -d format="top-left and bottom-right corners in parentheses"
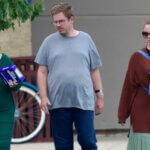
top-left (22, 82), bottom-right (39, 92)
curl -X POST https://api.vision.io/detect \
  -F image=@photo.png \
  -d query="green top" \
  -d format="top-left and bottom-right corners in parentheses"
top-left (0, 53), bottom-right (21, 122)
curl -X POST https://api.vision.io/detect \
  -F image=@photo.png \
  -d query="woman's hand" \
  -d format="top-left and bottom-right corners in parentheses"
top-left (120, 123), bottom-right (125, 126)
top-left (8, 80), bottom-right (18, 88)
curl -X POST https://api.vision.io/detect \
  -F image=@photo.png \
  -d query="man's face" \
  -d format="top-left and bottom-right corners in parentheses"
top-left (142, 24), bottom-right (150, 46)
top-left (53, 12), bottom-right (73, 35)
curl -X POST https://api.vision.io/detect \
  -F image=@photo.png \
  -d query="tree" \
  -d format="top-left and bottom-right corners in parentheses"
top-left (0, 0), bottom-right (44, 31)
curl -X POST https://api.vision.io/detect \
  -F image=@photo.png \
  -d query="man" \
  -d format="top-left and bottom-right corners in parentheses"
top-left (35, 2), bottom-right (104, 150)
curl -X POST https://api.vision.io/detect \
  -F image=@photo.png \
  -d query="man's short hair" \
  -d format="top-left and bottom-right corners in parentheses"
top-left (51, 2), bottom-right (74, 19)
top-left (145, 19), bottom-right (150, 25)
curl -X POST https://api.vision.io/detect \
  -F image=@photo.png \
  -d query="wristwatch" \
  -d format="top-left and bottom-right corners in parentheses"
top-left (95, 89), bottom-right (103, 93)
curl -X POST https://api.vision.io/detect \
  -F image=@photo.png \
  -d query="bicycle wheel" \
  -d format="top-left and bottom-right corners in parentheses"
top-left (11, 84), bottom-right (46, 144)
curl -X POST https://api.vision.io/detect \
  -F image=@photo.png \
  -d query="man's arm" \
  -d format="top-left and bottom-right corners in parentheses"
top-left (91, 68), bottom-right (104, 115)
top-left (37, 65), bottom-right (51, 114)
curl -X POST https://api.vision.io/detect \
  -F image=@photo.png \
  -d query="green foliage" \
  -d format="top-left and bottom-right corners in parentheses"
top-left (0, 0), bottom-right (44, 31)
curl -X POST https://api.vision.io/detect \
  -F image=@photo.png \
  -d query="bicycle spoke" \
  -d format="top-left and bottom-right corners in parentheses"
top-left (18, 100), bottom-right (41, 112)
top-left (14, 92), bottom-right (25, 109)
top-left (20, 117), bottom-right (35, 134)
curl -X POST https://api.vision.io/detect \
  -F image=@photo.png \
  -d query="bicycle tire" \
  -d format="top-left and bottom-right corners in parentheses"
top-left (11, 83), bottom-right (46, 144)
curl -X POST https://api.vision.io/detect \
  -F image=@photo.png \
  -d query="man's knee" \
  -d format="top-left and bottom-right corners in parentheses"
top-left (78, 136), bottom-right (97, 149)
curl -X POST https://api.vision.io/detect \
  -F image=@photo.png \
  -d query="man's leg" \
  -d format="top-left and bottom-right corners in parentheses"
top-left (50, 108), bottom-right (74, 150)
top-left (73, 108), bottom-right (97, 150)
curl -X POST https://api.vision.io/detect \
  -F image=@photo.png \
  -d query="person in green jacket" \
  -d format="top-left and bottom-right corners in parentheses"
top-left (0, 53), bottom-right (22, 150)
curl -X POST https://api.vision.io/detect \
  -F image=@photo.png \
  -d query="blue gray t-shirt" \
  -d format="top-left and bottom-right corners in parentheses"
top-left (35, 31), bottom-right (102, 110)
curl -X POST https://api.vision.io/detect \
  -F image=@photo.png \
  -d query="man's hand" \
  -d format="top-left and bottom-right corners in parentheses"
top-left (41, 97), bottom-right (51, 114)
top-left (8, 80), bottom-right (18, 88)
top-left (95, 94), bottom-right (104, 115)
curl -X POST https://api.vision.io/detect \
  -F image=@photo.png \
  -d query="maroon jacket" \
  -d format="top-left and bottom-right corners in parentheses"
top-left (118, 47), bottom-right (150, 133)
